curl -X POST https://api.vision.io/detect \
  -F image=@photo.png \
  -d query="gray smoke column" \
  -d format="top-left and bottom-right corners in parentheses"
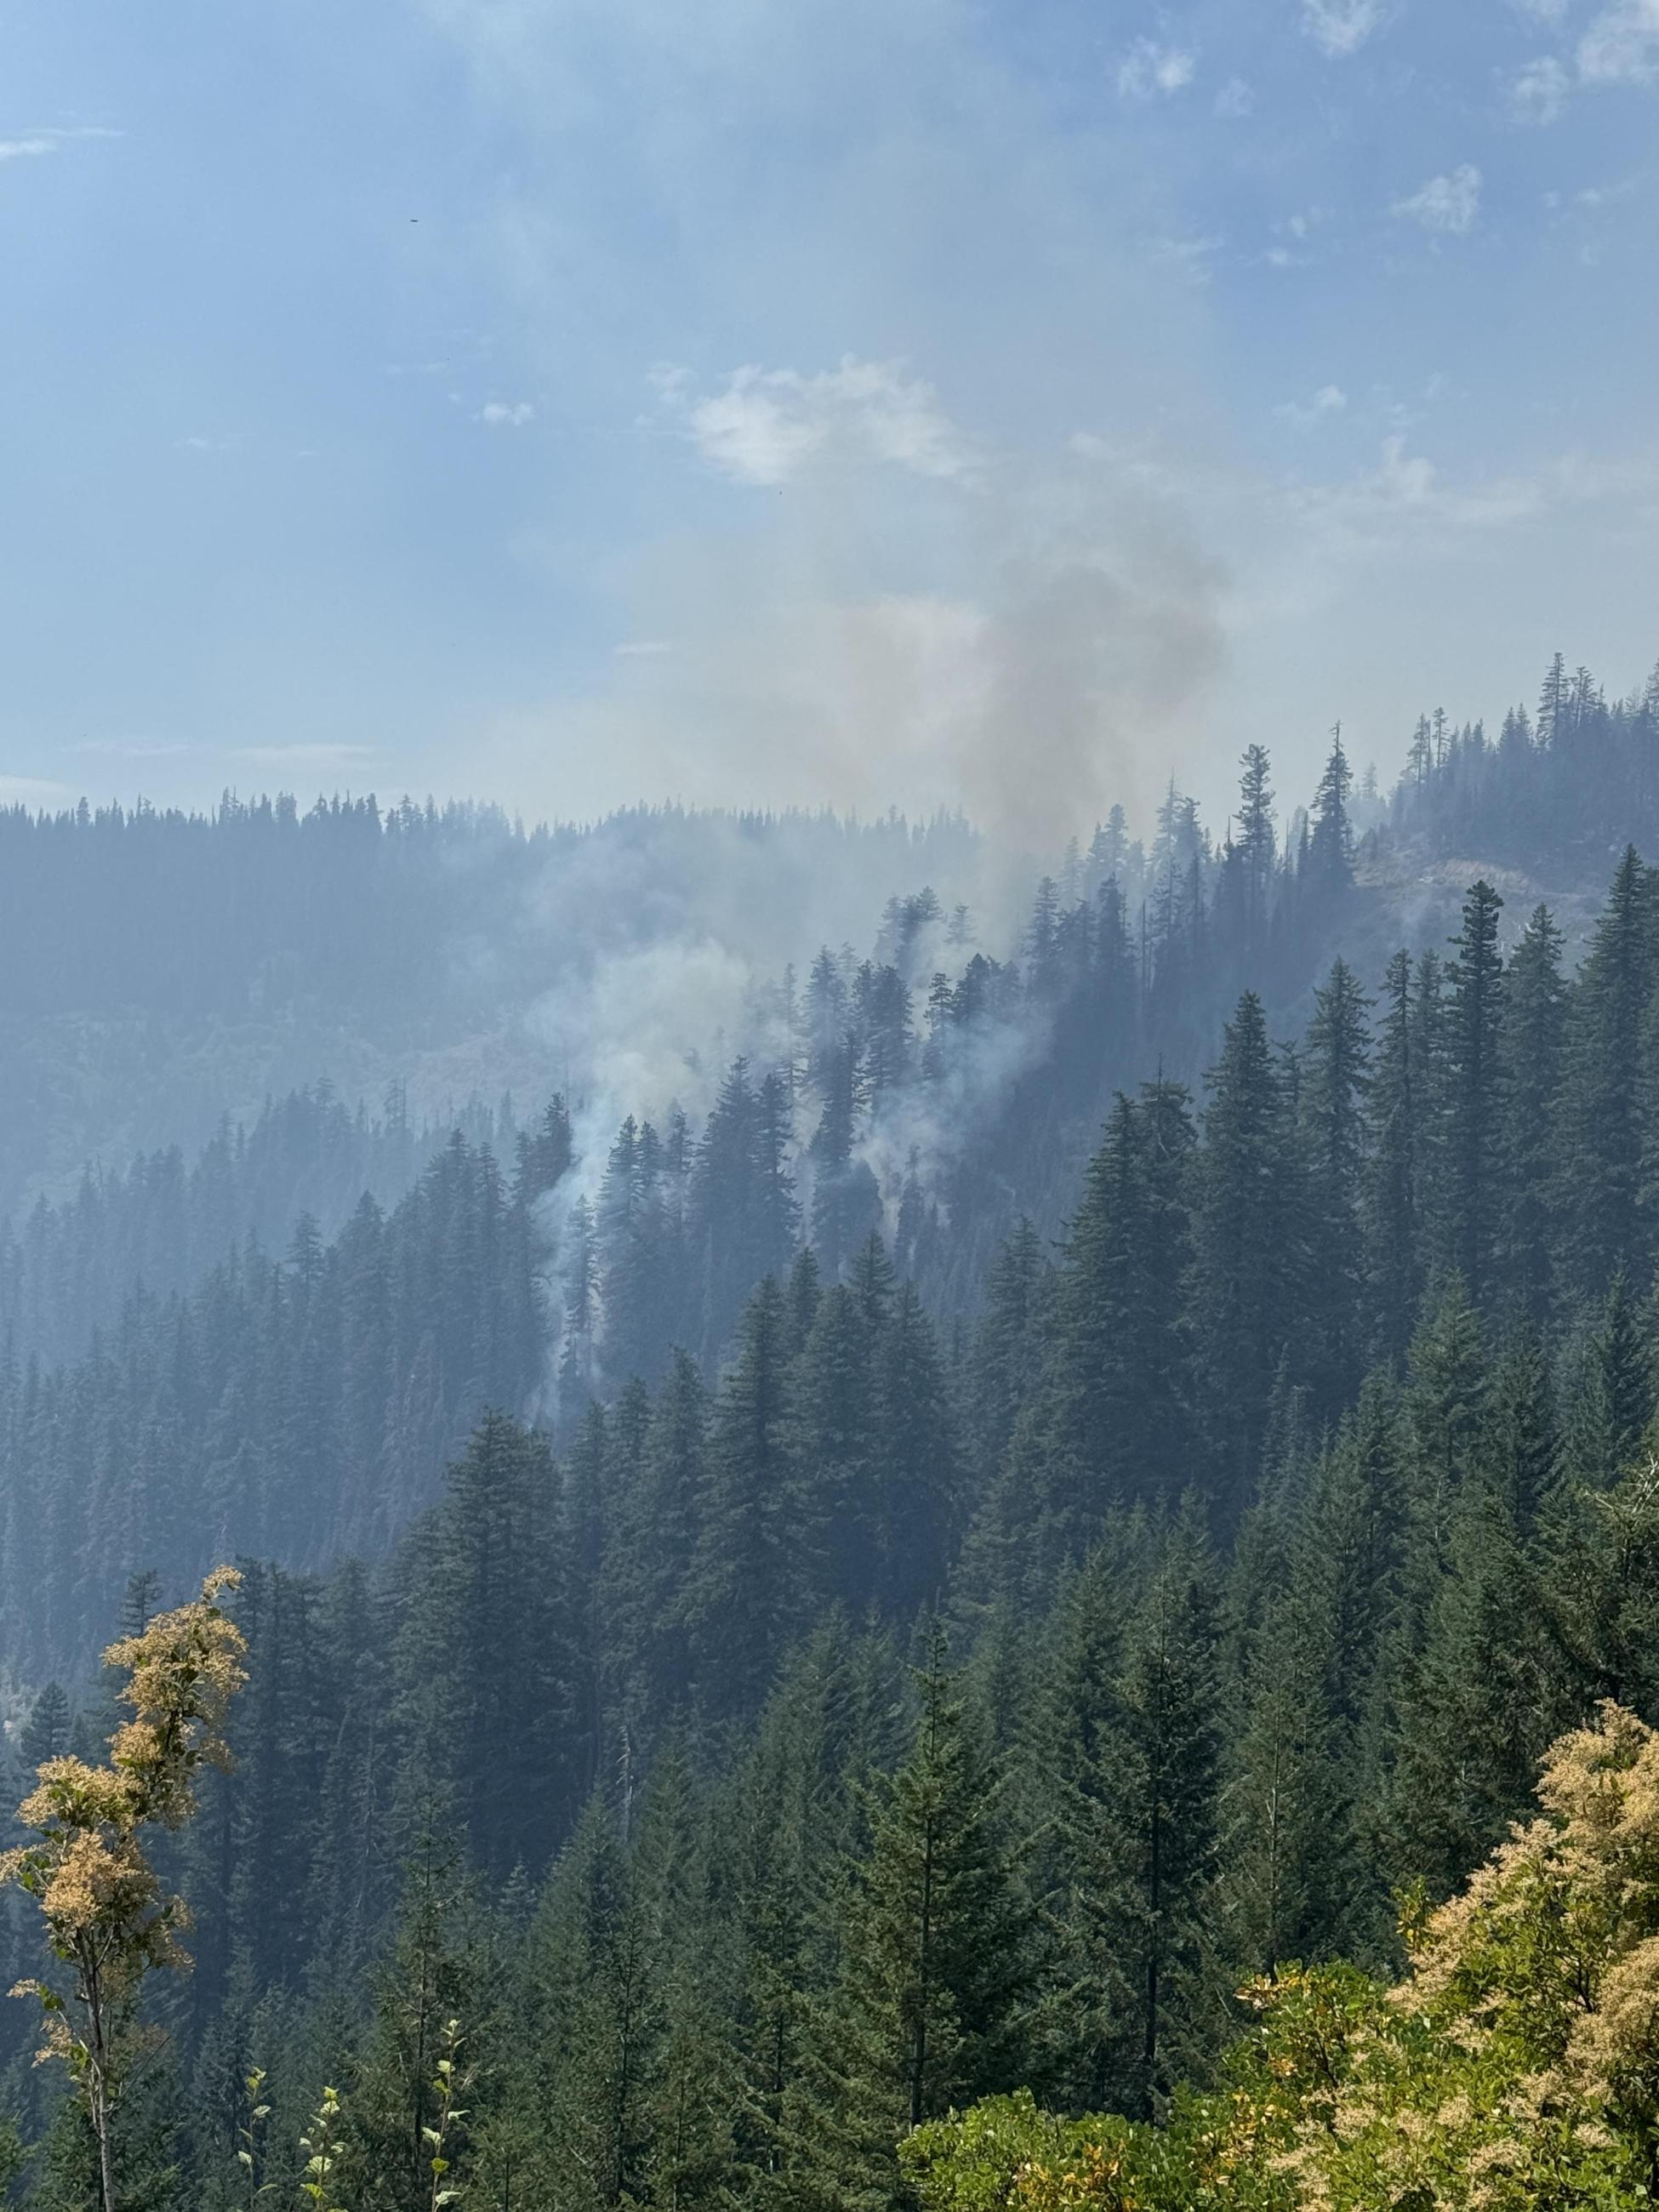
top-left (479, 365), bottom-right (1233, 859)
top-left (949, 505), bottom-right (1230, 852)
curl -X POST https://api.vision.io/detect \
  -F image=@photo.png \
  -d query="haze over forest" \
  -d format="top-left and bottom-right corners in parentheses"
top-left (8, 3), bottom-right (1659, 2210)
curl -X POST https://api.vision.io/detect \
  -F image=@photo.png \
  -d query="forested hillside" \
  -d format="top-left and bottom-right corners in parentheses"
top-left (6, 653), bottom-right (1659, 2208)
top-left (0, 1084), bottom-right (517, 1372)
top-left (0, 801), bottom-right (984, 1223)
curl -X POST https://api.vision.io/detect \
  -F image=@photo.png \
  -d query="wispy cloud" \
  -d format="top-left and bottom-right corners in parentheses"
top-left (1511, 54), bottom-right (1574, 120)
top-left (0, 124), bottom-right (121, 163)
top-left (1277, 383), bottom-right (1349, 428)
top-left (1578, 0), bottom-right (1659, 83)
top-left (1117, 41), bottom-right (1196, 100)
top-left (1507, 4), bottom-right (1659, 118)
top-left (1393, 164), bottom-right (1483, 235)
top-left (1214, 77), bottom-right (1255, 117)
top-left (669, 357), bottom-right (977, 489)
top-left (1295, 438), bottom-right (1547, 545)
top-left (614, 640), bottom-right (672, 658)
top-left (1146, 233), bottom-right (1226, 284)
top-left (478, 399), bottom-right (534, 427)
top-left (1301, 1), bottom-right (1384, 57)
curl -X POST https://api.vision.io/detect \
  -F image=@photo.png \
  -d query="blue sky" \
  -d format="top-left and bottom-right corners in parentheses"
top-left (3, 0), bottom-right (1657, 847)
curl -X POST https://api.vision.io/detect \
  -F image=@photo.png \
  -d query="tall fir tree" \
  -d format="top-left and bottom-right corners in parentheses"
top-left (1442, 881), bottom-right (1506, 1309)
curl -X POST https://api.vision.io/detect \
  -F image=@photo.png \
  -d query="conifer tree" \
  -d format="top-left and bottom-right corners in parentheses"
top-left (966, 1221), bottom-right (1048, 1485)
top-left (1193, 996), bottom-right (1303, 1499)
top-left (871, 1285), bottom-right (962, 1619)
top-left (1561, 1273), bottom-right (1653, 1491)
top-left (1234, 746), bottom-right (1275, 947)
top-left (400, 1413), bottom-right (575, 1881)
top-left (991, 1084), bottom-right (1194, 1593)
top-left (1403, 1275), bottom-right (1487, 1515)
top-left (791, 1631), bottom-right (1029, 2208)
top-left (684, 1278), bottom-right (802, 1723)
top-left (1301, 961), bottom-right (1371, 1416)
top-left (20, 1679), bottom-right (72, 1771)
top-left (1281, 1377), bottom-right (1406, 1958)
top-left (1365, 950), bottom-right (1423, 1362)
top-left (1115, 1511), bottom-right (1223, 2112)
top-left (531, 1797), bottom-right (662, 2212)
top-left (1477, 1326), bottom-right (1559, 1534)
top-left (1023, 1536), bottom-right (1143, 2112)
top-left (607, 1348), bottom-right (708, 1729)
top-left (1442, 881), bottom-right (1506, 1308)
top-left (1307, 727), bottom-right (1354, 898)
top-left (1382, 1472), bottom-right (1554, 1900)
top-left (345, 1818), bottom-right (487, 2212)
top-left (1223, 1584), bottom-right (1341, 1983)
top-left (1559, 848), bottom-right (1655, 1301)
top-left (1498, 905), bottom-right (1567, 1326)
top-left (1541, 1455), bottom-right (1659, 1716)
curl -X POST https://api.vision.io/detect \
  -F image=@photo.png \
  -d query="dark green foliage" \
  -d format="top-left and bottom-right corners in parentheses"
top-left (789, 1632), bottom-right (1030, 2209)
top-left (1559, 848), bottom-right (1656, 1302)
top-left (1365, 950), bottom-right (1425, 1362)
top-left (17, 751), bottom-right (1659, 2205)
top-left (1301, 960), bottom-right (1371, 1416)
top-left (683, 1279), bottom-right (804, 1722)
top-left (1499, 906), bottom-right (1566, 1325)
top-left (1193, 996), bottom-right (1303, 1498)
top-left (1442, 881), bottom-right (1506, 1308)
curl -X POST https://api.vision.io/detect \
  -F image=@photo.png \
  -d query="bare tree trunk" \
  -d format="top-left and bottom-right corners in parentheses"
top-left (85, 1963), bottom-right (118, 2212)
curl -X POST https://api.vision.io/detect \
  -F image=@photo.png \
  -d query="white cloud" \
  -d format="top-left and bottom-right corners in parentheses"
top-left (1576, 174), bottom-right (1642, 203)
top-left (674, 357), bottom-right (976, 488)
top-left (1117, 40), bottom-right (1197, 100)
top-left (1146, 233), bottom-right (1225, 284)
top-left (1511, 54), bottom-right (1574, 119)
top-left (1578, 0), bottom-right (1659, 82)
top-left (1214, 77), bottom-right (1255, 116)
top-left (0, 124), bottom-right (121, 162)
top-left (1278, 383), bottom-right (1349, 428)
top-left (479, 400), bottom-right (534, 427)
top-left (613, 640), bottom-right (672, 658)
top-left (1301, 1), bottom-right (1383, 56)
top-left (1300, 436), bottom-right (1547, 537)
top-left (1392, 164), bottom-right (1482, 235)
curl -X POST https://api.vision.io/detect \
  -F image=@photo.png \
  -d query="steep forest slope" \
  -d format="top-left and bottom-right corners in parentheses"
top-left (3, 649), bottom-right (1659, 2208)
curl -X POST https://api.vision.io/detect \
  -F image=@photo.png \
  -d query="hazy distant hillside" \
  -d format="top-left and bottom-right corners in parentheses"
top-left (0, 797), bottom-right (992, 1218)
top-left (7, 655), bottom-right (1650, 1227)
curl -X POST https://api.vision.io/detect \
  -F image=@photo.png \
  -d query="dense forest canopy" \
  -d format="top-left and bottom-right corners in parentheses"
top-left (7, 649), bottom-right (1659, 2208)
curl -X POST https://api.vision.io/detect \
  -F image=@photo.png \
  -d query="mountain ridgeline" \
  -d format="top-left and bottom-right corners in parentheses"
top-left (4, 653), bottom-right (1659, 2208)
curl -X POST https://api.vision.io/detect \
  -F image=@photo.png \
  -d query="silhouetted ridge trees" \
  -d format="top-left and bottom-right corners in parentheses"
top-left (1392, 649), bottom-right (1659, 869)
top-left (0, 1081), bottom-right (514, 1369)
